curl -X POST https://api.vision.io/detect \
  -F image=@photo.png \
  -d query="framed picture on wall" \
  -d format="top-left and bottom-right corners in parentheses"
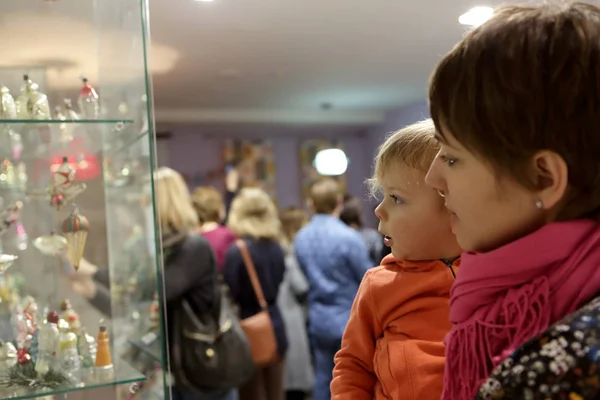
top-left (299, 139), bottom-right (347, 200)
top-left (222, 139), bottom-right (277, 201)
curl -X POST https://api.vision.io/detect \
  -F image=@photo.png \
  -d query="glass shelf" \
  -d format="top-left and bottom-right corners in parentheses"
top-left (0, 360), bottom-right (145, 400)
top-left (0, 119), bottom-right (134, 125)
top-left (128, 330), bottom-right (162, 362)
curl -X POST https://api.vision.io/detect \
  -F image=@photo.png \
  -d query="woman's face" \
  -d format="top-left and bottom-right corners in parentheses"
top-left (425, 129), bottom-right (545, 253)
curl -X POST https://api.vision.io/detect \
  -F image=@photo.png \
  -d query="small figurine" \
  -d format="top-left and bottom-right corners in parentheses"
top-left (78, 77), bottom-right (99, 119)
top-left (57, 319), bottom-right (81, 382)
top-left (0, 159), bottom-right (16, 187)
top-left (64, 98), bottom-right (79, 121)
top-left (61, 208), bottom-right (89, 270)
top-left (0, 200), bottom-right (23, 236)
top-left (77, 327), bottom-right (97, 381)
top-left (53, 157), bottom-right (75, 188)
top-left (0, 254), bottom-right (18, 274)
top-left (35, 311), bottom-right (59, 376)
top-left (0, 87), bottom-right (16, 119)
top-left (94, 323), bottom-right (114, 382)
top-left (47, 157), bottom-right (86, 210)
top-left (14, 75), bottom-right (51, 120)
top-left (0, 340), bottom-right (17, 373)
top-left (33, 233), bottom-right (68, 255)
top-left (59, 299), bottom-right (81, 334)
top-left (22, 296), bottom-right (39, 330)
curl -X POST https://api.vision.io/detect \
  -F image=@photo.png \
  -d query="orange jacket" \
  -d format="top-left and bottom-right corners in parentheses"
top-left (331, 255), bottom-right (459, 400)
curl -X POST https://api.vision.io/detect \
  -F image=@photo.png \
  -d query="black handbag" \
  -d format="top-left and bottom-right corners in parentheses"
top-left (171, 285), bottom-right (255, 392)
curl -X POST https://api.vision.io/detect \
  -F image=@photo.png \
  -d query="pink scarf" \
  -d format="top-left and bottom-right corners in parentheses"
top-left (443, 219), bottom-right (600, 400)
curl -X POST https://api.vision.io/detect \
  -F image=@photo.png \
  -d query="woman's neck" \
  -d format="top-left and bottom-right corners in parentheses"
top-left (200, 222), bottom-right (220, 233)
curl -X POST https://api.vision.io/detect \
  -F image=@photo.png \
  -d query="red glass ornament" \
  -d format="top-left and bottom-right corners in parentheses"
top-left (17, 348), bottom-right (31, 365)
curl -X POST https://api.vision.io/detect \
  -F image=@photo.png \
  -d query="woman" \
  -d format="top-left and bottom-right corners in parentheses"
top-left (425, 2), bottom-right (600, 399)
top-left (278, 207), bottom-right (313, 400)
top-left (192, 186), bottom-right (236, 271)
top-left (224, 188), bottom-right (288, 400)
top-left (66, 167), bottom-right (236, 400)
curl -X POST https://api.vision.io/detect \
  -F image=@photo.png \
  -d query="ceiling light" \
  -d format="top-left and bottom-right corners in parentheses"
top-left (459, 6), bottom-right (494, 27)
top-left (314, 148), bottom-right (348, 176)
top-left (195, 0), bottom-right (214, 2)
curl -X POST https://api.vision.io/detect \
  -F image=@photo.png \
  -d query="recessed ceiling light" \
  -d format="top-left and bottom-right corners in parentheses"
top-left (195, 0), bottom-right (214, 2)
top-left (459, 6), bottom-right (494, 27)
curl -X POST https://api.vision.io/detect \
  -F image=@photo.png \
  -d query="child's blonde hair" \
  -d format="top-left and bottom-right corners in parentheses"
top-left (228, 187), bottom-right (280, 241)
top-left (154, 167), bottom-right (199, 235)
top-left (369, 119), bottom-right (440, 196)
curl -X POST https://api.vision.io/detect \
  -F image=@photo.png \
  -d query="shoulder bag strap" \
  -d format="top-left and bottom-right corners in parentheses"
top-left (236, 239), bottom-right (268, 311)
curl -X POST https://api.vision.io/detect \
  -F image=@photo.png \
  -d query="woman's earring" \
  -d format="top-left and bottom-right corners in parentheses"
top-left (535, 200), bottom-right (544, 209)
top-left (437, 190), bottom-right (446, 198)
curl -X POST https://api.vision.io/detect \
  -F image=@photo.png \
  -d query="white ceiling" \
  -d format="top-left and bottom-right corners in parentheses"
top-left (149, 0), bottom-right (507, 125)
top-left (0, 0), bottom-right (507, 127)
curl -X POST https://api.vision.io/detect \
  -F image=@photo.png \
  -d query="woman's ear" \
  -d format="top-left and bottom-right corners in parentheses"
top-left (531, 150), bottom-right (569, 210)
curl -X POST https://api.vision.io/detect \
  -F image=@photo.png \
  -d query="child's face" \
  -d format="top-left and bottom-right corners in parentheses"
top-left (425, 129), bottom-right (542, 253)
top-left (375, 162), bottom-right (460, 261)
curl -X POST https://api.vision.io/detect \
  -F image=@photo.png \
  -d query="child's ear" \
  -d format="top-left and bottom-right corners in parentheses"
top-left (530, 150), bottom-right (569, 210)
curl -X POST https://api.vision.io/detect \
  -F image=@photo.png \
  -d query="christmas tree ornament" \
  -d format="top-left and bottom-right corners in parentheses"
top-left (57, 319), bottom-right (81, 382)
top-left (94, 323), bottom-right (113, 382)
top-left (77, 327), bottom-right (96, 381)
top-left (35, 311), bottom-right (59, 377)
top-left (14, 222), bottom-right (28, 251)
top-left (53, 157), bottom-right (75, 188)
top-left (14, 75), bottom-right (51, 120)
top-left (0, 159), bottom-right (16, 187)
top-left (61, 208), bottom-right (89, 270)
top-left (0, 254), bottom-right (18, 274)
top-left (16, 348), bottom-right (31, 365)
top-left (0, 340), bottom-right (17, 372)
top-left (78, 77), bottom-right (99, 119)
top-left (59, 299), bottom-right (81, 334)
top-left (0, 86), bottom-right (17, 119)
top-left (0, 200), bottom-right (22, 236)
top-left (33, 233), bottom-right (68, 255)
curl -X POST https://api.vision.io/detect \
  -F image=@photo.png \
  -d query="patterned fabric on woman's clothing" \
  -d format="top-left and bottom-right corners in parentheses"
top-left (476, 294), bottom-right (600, 400)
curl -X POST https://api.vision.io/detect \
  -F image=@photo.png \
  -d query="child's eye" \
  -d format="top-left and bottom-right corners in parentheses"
top-left (389, 194), bottom-right (404, 205)
top-left (439, 154), bottom-right (458, 167)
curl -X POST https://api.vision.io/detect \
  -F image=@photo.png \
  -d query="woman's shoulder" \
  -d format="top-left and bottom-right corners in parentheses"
top-left (477, 295), bottom-right (600, 399)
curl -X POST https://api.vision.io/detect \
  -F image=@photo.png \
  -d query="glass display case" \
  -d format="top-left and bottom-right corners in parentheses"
top-left (0, 0), bottom-right (168, 399)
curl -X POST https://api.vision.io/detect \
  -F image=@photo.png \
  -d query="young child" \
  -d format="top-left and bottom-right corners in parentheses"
top-left (330, 119), bottom-right (461, 400)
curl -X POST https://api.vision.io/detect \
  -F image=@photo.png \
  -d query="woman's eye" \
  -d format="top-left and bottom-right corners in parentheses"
top-left (439, 154), bottom-right (458, 167)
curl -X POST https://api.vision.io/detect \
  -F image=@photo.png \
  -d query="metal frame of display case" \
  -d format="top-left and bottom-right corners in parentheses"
top-left (0, 0), bottom-right (168, 399)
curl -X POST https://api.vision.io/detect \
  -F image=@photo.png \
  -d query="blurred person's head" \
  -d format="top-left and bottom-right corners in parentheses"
top-left (339, 197), bottom-right (364, 230)
top-left (308, 178), bottom-right (343, 215)
top-left (280, 207), bottom-right (308, 246)
top-left (228, 187), bottom-right (280, 241)
top-left (154, 167), bottom-right (198, 236)
top-left (372, 119), bottom-right (460, 260)
top-left (192, 186), bottom-right (225, 225)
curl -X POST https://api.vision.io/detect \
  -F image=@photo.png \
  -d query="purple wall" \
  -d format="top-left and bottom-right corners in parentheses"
top-left (164, 100), bottom-right (429, 228)
top-left (166, 129), bottom-right (371, 210)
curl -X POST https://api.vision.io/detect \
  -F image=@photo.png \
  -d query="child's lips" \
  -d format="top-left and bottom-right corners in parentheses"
top-left (383, 235), bottom-right (393, 247)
